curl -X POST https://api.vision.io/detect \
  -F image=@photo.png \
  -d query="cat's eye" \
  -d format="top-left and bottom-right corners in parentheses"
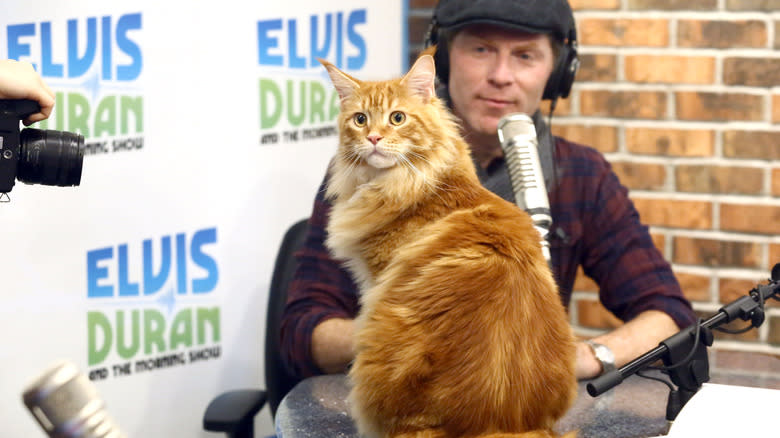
top-left (353, 113), bottom-right (367, 127)
top-left (389, 111), bottom-right (405, 126)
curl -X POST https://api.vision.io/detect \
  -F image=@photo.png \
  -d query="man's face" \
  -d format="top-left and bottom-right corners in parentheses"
top-left (447, 25), bottom-right (556, 139)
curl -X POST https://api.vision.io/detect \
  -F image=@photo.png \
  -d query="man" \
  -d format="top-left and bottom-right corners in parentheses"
top-left (280, 0), bottom-right (695, 383)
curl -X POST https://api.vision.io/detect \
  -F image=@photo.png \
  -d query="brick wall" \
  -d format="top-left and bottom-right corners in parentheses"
top-left (408, 0), bottom-right (780, 356)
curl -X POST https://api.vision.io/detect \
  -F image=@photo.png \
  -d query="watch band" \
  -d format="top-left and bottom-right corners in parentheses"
top-left (585, 340), bottom-right (616, 375)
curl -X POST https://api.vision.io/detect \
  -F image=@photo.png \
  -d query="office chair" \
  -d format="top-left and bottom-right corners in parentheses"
top-left (203, 218), bottom-right (309, 438)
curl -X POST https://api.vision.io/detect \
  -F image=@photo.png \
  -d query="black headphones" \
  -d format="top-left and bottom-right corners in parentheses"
top-left (424, 13), bottom-right (579, 103)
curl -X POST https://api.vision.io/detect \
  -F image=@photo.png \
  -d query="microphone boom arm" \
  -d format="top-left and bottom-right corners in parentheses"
top-left (586, 263), bottom-right (780, 421)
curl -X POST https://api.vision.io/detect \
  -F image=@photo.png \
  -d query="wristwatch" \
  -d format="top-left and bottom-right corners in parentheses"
top-left (585, 340), bottom-right (616, 375)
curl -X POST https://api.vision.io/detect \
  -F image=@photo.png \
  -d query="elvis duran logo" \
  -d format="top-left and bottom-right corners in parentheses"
top-left (85, 227), bottom-right (221, 381)
top-left (257, 9), bottom-right (367, 145)
top-left (5, 13), bottom-right (144, 156)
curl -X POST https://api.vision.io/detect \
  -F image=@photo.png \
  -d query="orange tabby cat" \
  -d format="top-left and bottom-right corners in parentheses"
top-left (319, 52), bottom-right (577, 438)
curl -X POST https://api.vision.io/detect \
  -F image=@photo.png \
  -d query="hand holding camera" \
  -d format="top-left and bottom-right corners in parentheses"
top-left (0, 59), bottom-right (55, 125)
top-left (0, 99), bottom-right (85, 197)
top-left (0, 59), bottom-right (85, 199)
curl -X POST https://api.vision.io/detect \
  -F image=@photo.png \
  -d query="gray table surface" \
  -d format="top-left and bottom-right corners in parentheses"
top-left (275, 352), bottom-right (780, 438)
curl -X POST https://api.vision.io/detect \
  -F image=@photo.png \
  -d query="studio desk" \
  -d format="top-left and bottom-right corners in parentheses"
top-left (275, 349), bottom-right (780, 438)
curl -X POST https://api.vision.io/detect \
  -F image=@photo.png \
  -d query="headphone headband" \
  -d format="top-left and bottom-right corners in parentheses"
top-left (425, 0), bottom-right (579, 103)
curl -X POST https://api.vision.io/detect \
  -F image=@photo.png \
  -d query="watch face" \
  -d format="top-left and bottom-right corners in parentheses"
top-left (588, 341), bottom-right (616, 373)
top-left (598, 345), bottom-right (614, 363)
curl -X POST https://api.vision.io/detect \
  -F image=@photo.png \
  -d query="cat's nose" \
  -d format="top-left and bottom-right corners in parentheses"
top-left (367, 134), bottom-right (383, 145)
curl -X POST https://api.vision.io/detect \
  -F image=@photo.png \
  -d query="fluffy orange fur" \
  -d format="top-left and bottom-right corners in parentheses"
top-left (320, 52), bottom-right (577, 438)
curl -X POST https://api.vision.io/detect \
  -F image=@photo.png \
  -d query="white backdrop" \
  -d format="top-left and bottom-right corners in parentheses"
top-left (0, 1), bottom-right (405, 436)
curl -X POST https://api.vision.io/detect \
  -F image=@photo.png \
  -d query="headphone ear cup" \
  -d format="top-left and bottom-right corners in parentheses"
top-left (543, 45), bottom-right (578, 101)
top-left (424, 21), bottom-right (449, 85)
top-left (433, 37), bottom-right (450, 85)
top-left (557, 47), bottom-right (579, 99)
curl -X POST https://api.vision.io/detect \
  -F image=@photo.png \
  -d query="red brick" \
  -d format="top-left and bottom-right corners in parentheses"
top-left (720, 204), bottom-right (780, 235)
top-left (550, 124), bottom-right (618, 153)
top-left (576, 298), bottom-right (623, 329)
top-left (726, 0), bottom-right (780, 11)
top-left (675, 272), bottom-right (711, 302)
top-left (774, 95), bottom-right (780, 123)
top-left (723, 131), bottom-right (780, 161)
top-left (633, 198), bottom-right (712, 229)
top-left (579, 18), bottom-right (669, 47)
top-left (769, 315), bottom-right (780, 345)
top-left (675, 165), bottom-right (763, 195)
top-left (719, 278), bottom-right (764, 304)
top-left (408, 15), bottom-right (433, 46)
top-left (581, 90), bottom-right (667, 119)
top-left (709, 315), bottom-right (760, 342)
top-left (625, 128), bottom-right (714, 157)
top-left (676, 92), bottom-right (764, 122)
top-left (770, 243), bottom-right (780, 268)
top-left (716, 278), bottom-right (766, 342)
top-left (776, 20), bottom-right (780, 49)
top-left (724, 58), bottom-right (780, 88)
top-left (570, 0), bottom-right (620, 9)
top-left (651, 232), bottom-right (666, 255)
top-left (673, 237), bottom-right (762, 269)
top-left (629, 0), bottom-right (717, 9)
top-left (612, 162), bottom-right (667, 191)
top-left (625, 55), bottom-right (715, 84)
top-left (540, 96), bottom-right (572, 116)
top-left (693, 312), bottom-right (759, 342)
top-left (577, 53), bottom-right (618, 82)
top-left (773, 169), bottom-right (780, 197)
top-left (678, 20), bottom-right (767, 49)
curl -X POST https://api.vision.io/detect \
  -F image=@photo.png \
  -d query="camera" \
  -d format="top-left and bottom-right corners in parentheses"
top-left (0, 99), bottom-right (85, 197)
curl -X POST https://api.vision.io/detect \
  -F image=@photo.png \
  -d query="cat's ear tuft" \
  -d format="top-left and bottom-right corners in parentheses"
top-left (402, 54), bottom-right (436, 103)
top-left (419, 45), bottom-right (437, 59)
top-left (319, 58), bottom-right (360, 102)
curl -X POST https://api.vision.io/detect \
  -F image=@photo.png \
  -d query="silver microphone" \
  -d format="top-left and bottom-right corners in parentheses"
top-left (22, 361), bottom-right (126, 438)
top-left (497, 113), bottom-right (552, 262)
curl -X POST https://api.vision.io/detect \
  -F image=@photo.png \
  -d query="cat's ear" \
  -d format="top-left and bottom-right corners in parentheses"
top-left (318, 58), bottom-right (361, 102)
top-left (401, 54), bottom-right (436, 103)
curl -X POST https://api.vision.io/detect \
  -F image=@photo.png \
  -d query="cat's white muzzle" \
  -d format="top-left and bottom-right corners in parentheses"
top-left (364, 146), bottom-right (396, 169)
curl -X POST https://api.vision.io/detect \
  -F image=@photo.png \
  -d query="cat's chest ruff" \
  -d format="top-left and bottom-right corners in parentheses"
top-left (328, 192), bottom-right (380, 255)
top-left (327, 207), bottom-right (376, 293)
top-left (327, 186), bottom-right (408, 288)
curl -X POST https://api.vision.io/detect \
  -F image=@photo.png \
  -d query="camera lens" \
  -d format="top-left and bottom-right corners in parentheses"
top-left (17, 128), bottom-right (85, 187)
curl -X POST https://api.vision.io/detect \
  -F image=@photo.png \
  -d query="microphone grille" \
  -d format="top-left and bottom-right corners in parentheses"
top-left (497, 113), bottom-right (535, 146)
top-left (23, 361), bottom-right (124, 438)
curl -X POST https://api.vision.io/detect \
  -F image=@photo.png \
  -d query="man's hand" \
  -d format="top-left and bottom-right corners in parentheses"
top-left (0, 59), bottom-right (55, 125)
top-left (577, 310), bottom-right (680, 380)
top-left (311, 318), bottom-right (355, 374)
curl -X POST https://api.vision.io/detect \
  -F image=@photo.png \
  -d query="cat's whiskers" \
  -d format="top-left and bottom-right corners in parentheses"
top-left (344, 151), bottom-right (363, 177)
top-left (396, 154), bottom-right (454, 206)
top-left (405, 147), bottom-right (461, 191)
top-left (397, 154), bottom-right (422, 177)
top-left (339, 148), bottom-right (363, 178)
top-left (405, 152), bottom-right (460, 195)
top-left (323, 150), bottom-right (362, 197)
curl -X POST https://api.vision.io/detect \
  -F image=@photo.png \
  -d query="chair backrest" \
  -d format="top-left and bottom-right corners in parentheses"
top-left (264, 218), bottom-right (309, 419)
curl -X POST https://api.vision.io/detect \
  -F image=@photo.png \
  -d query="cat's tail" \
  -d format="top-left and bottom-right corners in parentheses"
top-left (392, 430), bottom-right (577, 438)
